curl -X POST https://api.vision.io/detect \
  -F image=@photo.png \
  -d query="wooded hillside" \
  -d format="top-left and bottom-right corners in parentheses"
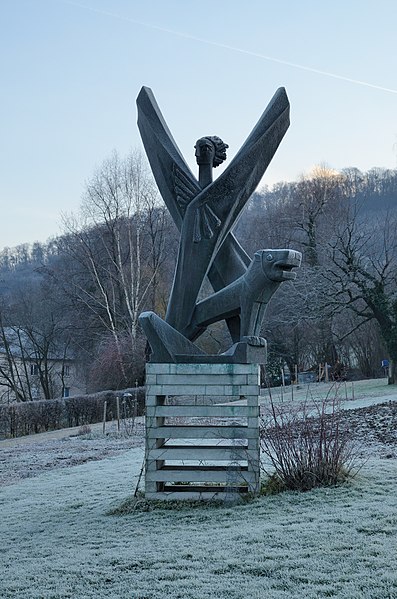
top-left (1, 157), bottom-right (396, 399)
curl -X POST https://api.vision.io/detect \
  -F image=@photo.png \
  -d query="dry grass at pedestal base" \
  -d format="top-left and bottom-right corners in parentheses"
top-left (1, 440), bottom-right (397, 597)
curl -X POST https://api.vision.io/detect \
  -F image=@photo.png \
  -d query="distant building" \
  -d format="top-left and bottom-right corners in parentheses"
top-left (0, 327), bottom-right (85, 403)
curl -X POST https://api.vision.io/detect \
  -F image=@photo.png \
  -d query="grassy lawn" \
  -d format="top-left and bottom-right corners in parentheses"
top-left (1, 380), bottom-right (397, 598)
top-left (1, 444), bottom-right (397, 598)
top-left (262, 377), bottom-right (397, 404)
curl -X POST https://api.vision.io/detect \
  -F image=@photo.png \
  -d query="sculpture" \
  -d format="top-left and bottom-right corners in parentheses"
top-left (137, 86), bottom-right (301, 363)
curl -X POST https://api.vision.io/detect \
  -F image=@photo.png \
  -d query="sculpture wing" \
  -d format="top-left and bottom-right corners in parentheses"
top-left (137, 86), bottom-right (201, 230)
top-left (173, 164), bottom-right (197, 213)
top-left (188, 87), bottom-right (290, 250)
top-left (137, 85), bottom-right (233, 242)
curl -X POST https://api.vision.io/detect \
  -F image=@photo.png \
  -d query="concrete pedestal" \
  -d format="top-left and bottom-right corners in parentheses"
top-left (145, 363), bottom-right (260, 501)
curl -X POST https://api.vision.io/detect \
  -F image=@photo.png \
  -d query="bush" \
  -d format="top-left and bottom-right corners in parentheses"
top-left (88, 333), bottom-right (146, 391)
top-left (0, 387), bottom-right (146, 439)
top-left (77, 424), bottom-right (92, 436)
top-left (260, 396), bottom-right (362, 493)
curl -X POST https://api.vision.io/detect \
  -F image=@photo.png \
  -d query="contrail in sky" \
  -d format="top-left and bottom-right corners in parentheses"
top-left (59, 0), bottom-right (397, 95)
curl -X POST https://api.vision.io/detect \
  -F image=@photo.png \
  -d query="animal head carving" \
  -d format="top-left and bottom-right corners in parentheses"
top-left (259, 249), bottom-right (302, 281)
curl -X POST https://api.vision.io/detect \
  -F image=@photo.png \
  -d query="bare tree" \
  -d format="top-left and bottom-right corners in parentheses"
top-left (325, 203), bottom-right (397, 383)
top-left (0, 282), bottom-right (73, 402)
top-left (289, 165), bottom-right (347, 267)
top-left (61, 150), bottom-right (169, 387)
top-left (239, 167), bottom-right (350, 373)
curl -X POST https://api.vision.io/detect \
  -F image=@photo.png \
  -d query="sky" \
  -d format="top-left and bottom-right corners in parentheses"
top-left (1, 0), bottom-right (396, 250)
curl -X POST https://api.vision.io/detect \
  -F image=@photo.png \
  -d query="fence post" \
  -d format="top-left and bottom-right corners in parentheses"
top-left (116, 396), bottom-right (120, 432)
top-left (102, 400), bottom-right (107, 435)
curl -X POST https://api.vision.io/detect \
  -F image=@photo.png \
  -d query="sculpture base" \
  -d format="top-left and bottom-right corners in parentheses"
top-left (145, 362), bottom-right (260, 501)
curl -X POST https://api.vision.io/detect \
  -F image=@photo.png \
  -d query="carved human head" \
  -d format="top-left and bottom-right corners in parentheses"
top-left (194, 136), bottom-right (228, 168)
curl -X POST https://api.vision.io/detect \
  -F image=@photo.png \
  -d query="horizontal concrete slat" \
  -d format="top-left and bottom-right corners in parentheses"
top-left (156, 374), bottom-right (250, 385)
top-left (147, 425), bottom-right (258, 439)
top-left (145, 405), bottom-right (258, 418)
top-left (146, 363), bottom-right (259, 376)
top-left (146, 468), bottom-right (257, 484)
top-left (146, 384), bottom-right (259, 397)
top-left (147, 447), bottom-right (258, 461)
top-left (146, 385), bottom-right (207, 397)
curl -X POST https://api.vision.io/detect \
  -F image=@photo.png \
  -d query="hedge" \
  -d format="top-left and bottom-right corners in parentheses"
top-left (0, 387), bottom-right (145, 439)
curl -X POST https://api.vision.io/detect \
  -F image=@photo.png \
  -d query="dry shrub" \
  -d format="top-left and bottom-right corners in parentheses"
top-left (260, 396), bottom-right (362, 493)
top-left (77, 424), bottom-right (92, 436)
top-left (88, 333), bottom-right (146, 392)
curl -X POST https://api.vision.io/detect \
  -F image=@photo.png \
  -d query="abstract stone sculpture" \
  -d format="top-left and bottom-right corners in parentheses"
top-left (137, 86), bottom-right (302, 363)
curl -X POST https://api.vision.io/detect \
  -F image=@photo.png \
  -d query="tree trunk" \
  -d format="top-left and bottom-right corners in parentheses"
top-left (388, 358), bottom-right (397, 385)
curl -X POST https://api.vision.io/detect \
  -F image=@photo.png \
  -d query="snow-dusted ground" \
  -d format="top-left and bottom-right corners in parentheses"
top-left (261, 377), bottom-right (397, 407)
top-left (1, 382), bottom-right (397, 598)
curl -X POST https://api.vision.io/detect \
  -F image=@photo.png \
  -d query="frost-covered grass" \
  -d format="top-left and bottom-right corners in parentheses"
top-left (0, 422), bottom-right (145, 487)
top-left (1, 443), bottom-right (397, 598)
top-left (262, 377), bottom-right (397, 405)
top-left (1, 389), bottom-right (397, 598)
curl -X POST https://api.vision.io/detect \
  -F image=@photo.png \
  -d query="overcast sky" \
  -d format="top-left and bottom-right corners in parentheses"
top-left (1, 0), bottom-right (396, 250)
